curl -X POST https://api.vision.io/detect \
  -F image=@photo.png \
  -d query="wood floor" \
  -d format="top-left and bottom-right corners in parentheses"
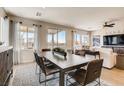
top-left (101, 67), bottom-right (124, 86)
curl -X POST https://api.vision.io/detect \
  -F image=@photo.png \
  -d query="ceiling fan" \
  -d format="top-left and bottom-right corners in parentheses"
top-left (103, 22), bottom-right (115, 27)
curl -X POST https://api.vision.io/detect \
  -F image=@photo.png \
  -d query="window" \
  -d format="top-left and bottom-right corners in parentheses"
top-left (47, 29), bottom-right (57, 48)
top-left (0, 17), bottom-right (2, 42)
top-left (20, 30), bottom-right (27, 49)
top-left (20, 26), bottom-right (34, 49)
top-left (47, 29), bottom-right (66, 49)
top-left (58, 31), bottom-right (66, 47)
top-left (74, 33), bottom-right (81, 46)
top-left (74, 33), bottom-right (82, 49)
top-left (47, 34), bottom-right (52, 45)
top-left (54, 33), bottom-right (57, 47)
top-left (82, 35), bottom-right (89, 46)
top-left (0, 17), bottom-right (9, 46)
top-left (76, 34), bottom-right (80, 45)
top-left (74, 32), bottom-right (90, 49)
top-left (28, 28), bottom-right (35, 49)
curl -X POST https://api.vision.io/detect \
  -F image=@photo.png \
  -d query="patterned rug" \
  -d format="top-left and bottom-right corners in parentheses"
top-left (10, 62), bottom-right (111, 86)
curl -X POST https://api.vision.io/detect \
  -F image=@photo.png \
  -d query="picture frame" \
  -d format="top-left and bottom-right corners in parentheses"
top-left (93, 35), bottom-right (100, 46)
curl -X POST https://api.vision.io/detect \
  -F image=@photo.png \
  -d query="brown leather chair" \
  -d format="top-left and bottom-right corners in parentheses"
top-left (34, 52), bottom-right (55, 74)
top-left (37, 55), bottom-right (60, 85)
top-left (66, 59), bottom-right (103, 86)
top-left (41, 48), bottom-right (53, 64)
top-left (34, 52), bottom-right (41, 74)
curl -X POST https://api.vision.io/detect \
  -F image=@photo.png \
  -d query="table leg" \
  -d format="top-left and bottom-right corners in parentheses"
top-left (59, 69), bottom-right (65, 86)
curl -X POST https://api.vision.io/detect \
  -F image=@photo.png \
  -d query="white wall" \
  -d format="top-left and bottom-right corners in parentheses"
top-left (10, 16), bottom-right (90, 49)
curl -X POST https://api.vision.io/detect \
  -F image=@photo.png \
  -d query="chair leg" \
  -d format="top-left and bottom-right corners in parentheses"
top-left (66, 75), bottom-right (68, 86)
top-left (39, 71), bottom-right (47, 86)
top-left (98, 78), bottom-right (101, 86)
top-left (35, 64), bottom-right (39, 74)
top-left (45, 76), bottom-right (47, 86)
top-left (35, 63), bottom-right (37, 74)
top-left (39, 69), bottom-right (41, 83)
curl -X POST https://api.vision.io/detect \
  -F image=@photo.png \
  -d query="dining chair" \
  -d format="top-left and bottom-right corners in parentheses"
top-left (34, 52), bottom-right (41, 74)
top-left (66, 59), bottom-right (103, 86)
top-left (41, 48), bottom-right (53, 65)
top-left (34, 51), bottom-right (54, 74)
top-left (37, 55), bottom-right (60, 85)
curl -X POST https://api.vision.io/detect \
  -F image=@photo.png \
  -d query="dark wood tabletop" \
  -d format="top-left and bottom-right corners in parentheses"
top-left (38, 51), bottom-right (94, 86)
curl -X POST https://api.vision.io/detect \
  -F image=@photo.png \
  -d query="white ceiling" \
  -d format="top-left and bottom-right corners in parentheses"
top-left (4, 7), bottom-right (124, 31)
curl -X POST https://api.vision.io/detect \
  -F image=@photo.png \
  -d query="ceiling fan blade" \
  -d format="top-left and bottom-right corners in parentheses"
top-left (110, 23), bottom-right (115, 25)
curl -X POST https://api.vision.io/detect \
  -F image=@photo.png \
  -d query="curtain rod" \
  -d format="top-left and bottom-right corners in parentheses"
top-left (33, 24), bottom-right (42, 27)
top-left (4, 16), bottom-right (8, 19)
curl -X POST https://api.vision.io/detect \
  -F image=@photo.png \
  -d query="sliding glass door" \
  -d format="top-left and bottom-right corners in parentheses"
top-left (20, 26), bottom-right (35, 63)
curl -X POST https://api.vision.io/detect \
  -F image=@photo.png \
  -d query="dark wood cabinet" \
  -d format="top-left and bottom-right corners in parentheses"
top-left (0, 47), bottom-right (13, 86)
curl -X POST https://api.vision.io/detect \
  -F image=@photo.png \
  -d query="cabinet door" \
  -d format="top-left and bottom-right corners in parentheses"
top-left (0, 49), bottom-right (13, 85)
top-left (0, 51), bottom-right (7, 85)
top-left (0, 53), bottom-right (3, 85)
top-left (2, 51), bottom-right (8, 84)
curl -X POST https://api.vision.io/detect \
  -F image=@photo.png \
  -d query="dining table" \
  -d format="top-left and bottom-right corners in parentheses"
top-left (38, 51), bottom-right (94, 86)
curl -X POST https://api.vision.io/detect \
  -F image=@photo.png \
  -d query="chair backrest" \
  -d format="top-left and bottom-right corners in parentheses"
top-left (37, 55), bottom-right (47, 75)
top-left (84, 59), bottom-right (103, 85)
top-left (34, 52), bottom-right (40, 66)
top-left (42, 48), bottom-right (51, 52)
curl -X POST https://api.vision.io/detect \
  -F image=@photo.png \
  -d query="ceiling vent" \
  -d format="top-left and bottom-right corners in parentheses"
top-left (36, 12), bottom-right (42, 17)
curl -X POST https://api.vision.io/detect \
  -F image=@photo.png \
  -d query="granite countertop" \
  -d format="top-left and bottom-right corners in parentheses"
top-left (0, 46), bottom-right (13, 53)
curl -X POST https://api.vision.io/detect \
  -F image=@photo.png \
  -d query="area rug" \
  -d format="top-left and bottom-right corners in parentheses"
top-left (11, 62), bottom-right (111, 86)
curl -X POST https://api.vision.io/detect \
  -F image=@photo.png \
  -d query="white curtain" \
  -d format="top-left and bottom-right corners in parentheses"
top-left (1, 17), bottom-right (9, 46)
top-left (34, 25), bottom-right (41, 51)
top-left (11, 21), bottom-right (21, 65)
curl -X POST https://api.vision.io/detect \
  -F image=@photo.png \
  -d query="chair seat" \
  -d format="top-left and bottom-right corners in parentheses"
top-left (68, 69), bottom-right (86, 85)
top-left (44, 60), bottom-right (53, 66)
top-left (44, 59), bottom-right (59, 68)
top-left (44, 57), bottom-right (55, 66)
top-left (45, 65), bottom-right (60, 75)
